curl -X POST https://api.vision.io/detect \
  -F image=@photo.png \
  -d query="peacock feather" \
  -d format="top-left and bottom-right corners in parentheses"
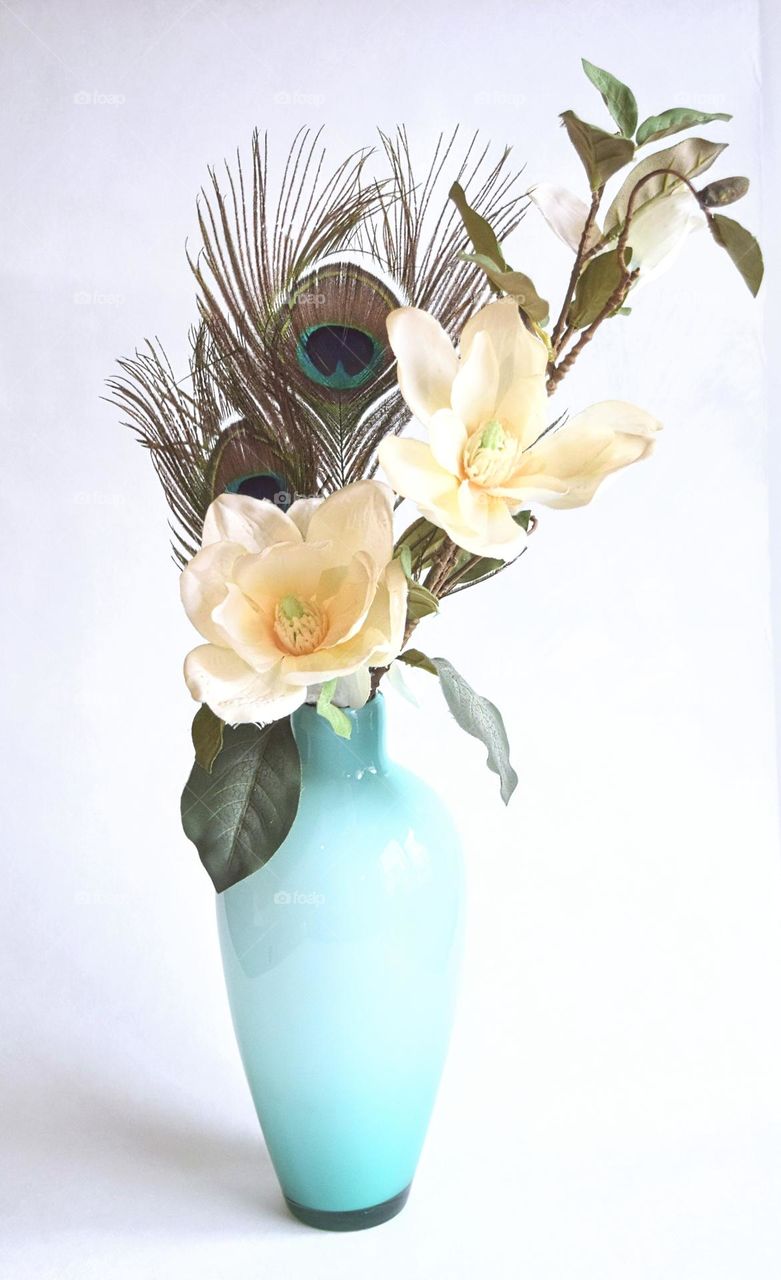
top-left (108, 127), bottom-right (527, 565)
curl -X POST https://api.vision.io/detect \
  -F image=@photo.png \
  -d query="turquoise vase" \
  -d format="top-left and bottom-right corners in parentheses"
top-left (217, 694), bottom-right (464, 1230)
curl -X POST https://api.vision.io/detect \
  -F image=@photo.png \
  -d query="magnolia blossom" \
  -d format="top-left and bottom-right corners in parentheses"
top-left (180, 481), bottom-right (407, 725)
top-left (622, 187), bottom-right (708, 283)
top-left (530, 183), bottom-right (706, 285)
top-left (378, 299), bottom-right (660, 560)
top-left (528, 183), bottom-right (602, 253)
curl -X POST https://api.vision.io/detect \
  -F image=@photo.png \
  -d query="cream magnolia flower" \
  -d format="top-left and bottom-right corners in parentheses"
top-left (529, 183), bottom-right (602, 253)
top-left (531, 183), bottom-right (706, 285)
top-left (622, 187), bottom-right (707, 284)
top-left (378, 299), bottom-right (660, 559)
top-left (180, 481), bottom-right (407, 725)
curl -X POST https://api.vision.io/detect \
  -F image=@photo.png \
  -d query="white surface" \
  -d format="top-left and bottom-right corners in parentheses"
top-left (2, 1), bottom-right (781, 1276)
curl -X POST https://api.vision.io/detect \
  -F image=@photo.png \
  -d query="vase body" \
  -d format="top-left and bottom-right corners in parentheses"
top-left (217, 695), bottom-right (464, 1230)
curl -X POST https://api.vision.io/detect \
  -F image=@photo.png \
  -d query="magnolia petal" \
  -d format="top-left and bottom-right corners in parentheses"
top-left (280, 628), bottom-right (386, 685)
top-left (626, 187), bottom-right (707, 287)
top-left (459, 299), bottom-right (549, 444)
top-left (179, 541), bottom-right (246, 644)
top-left (183, 644), bottom-right (305, 725)
top-left (428, 408), bottom-right (468, 478)
top-left (410, 483), bottom-right (472, 546)
top-left (487, 474), bottom-right (570, 503)
top-left (460, 298), bottom-right (549, 379)
top-left (453, 482), bottom-right (528, 560)
top-left (529, 183), bottom-right (602, 253)
top-left (201, 493), bottom-right (301, 553)
top-left (332, 666), bottom-right (372, 709)
top-left (361, 559), bottom-right (408, 666)
top-left (287, 497), bottom-right (322, 538)
top-left (210, 582), bottom-right (280, 671)
top-left (521, 401), bottom-right (661, 508)
top-left (450, 330), bottom-right (500, 430)
top-left (306, 480), bottom-right (394, 569)
top-left (319, 552), bottom-right (376, 647)
top-left (412, 480), bottom-right (525, 560)
top-left (378, 437), bottom-right (460, 509)
top-left (233, 542), bottom-right (329, 607)
top-left (386, 307), bottom-right (458, 426)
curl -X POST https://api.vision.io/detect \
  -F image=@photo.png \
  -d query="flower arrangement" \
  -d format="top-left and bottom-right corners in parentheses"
top-left (110, 59), bottom-right (762, 894)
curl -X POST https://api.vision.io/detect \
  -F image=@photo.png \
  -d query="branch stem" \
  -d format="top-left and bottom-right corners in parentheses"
top-left (550, 186), bottom-right (604, 358)
top-left (546, 167), bottom-right (703, 392)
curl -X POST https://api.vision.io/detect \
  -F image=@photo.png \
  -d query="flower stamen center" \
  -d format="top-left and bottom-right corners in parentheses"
top-left (274, 594), bottom-right (328, 655)
top-left (463, 419), bottom-right (519, 488)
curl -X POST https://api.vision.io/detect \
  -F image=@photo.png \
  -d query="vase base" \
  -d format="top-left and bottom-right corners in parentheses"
top-left (284, 1183), bottom-right (411, 1231)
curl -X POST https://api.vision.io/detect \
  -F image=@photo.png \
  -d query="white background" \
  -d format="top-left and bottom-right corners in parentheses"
top-left (2, 1), bottom-right (780, 1276)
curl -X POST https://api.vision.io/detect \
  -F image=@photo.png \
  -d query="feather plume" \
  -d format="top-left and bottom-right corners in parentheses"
top-left (109, 127), bottom-right (528, 564)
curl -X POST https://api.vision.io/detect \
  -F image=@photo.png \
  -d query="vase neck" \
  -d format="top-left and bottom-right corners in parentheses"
top-left (291, 695), bottom-right (389, 781)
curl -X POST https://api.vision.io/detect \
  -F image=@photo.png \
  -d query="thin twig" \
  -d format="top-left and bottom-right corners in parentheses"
top-left (547, 268), bottom-right (639, 392)
top-left (423, 537), bottom-right (460, 597)
top-left (550, 185), bottom-right (604, 358)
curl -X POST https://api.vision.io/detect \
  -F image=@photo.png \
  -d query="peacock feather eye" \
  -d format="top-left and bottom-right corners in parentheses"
top-left (205, 418), bottom-right (293, 509)
top-left (280, 261), bottom-right (403, 404)
top-left (226, 471), bottom-right (290, 505)
top-left (296, 324), bottom-right (382, 390)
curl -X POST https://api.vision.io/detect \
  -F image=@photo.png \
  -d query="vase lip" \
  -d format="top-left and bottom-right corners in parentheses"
top-left (292, 692), bottom-right (388, 775)
top-left (298, 691), bottom-right (385, 722)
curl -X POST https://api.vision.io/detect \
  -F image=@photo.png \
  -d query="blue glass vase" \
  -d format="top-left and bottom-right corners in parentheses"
top-left (217, 694), bottom-right (464, 1230)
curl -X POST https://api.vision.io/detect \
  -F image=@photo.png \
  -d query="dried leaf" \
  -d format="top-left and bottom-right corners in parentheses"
top-left (604, 137), bottom-right (727, 234)
top-left (709, 214), bottom-right (764, 296)
top-left (560, 110), bottom-right (635, 190)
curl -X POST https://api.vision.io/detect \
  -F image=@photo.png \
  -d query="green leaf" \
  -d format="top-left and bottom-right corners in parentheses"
top-left (181, 719), bottom-right (301, 893)
top-left (394, 543), bottom-right (441, 619)
top-left (398, 648), bottom-right (438, 676)
top-left (395, 518), bottom-right (446, 572)
top-left (397, 652), bottom-right (518, 800)
top-left (450, 181), bottom-right (549, 324)
top-left (636, 108), bottom-right (732, 147)
top-left (560, 110), bottom-right (635, 190)
top-left (191, 704), bottom-right (224, 773)
top-left (407, 581), bottom-right (440, 620)
top-left (431, 657), bottom-right (518, 804)
top-left (709, 213), bottom-right (764, 296)
top-left (581, 58), bottom-right (638, 138)
top-left (568, 247), bottom-right (630, 329)
top-left (604, 136), bottom-right (727, 234)
top-left (449, 555), bottom-right (505, 588)
top-left (316, 679), bottom-right (352, 738)
top-left (449, 181), bottom-right (507, 267)
top-left (459, 252), bottom-right (550, 324)
top-left (396, 544), bottom-right (413, 578)
top-left (699, 175), bottom-right (750, 208)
